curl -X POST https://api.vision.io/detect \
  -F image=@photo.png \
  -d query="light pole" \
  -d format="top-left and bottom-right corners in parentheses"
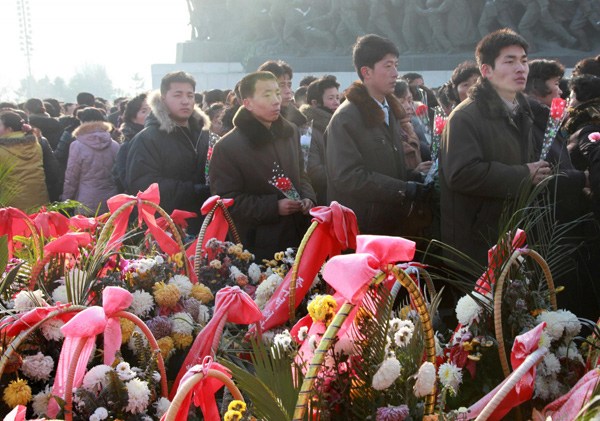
top-left (17, 0), bottom-right (33, 98)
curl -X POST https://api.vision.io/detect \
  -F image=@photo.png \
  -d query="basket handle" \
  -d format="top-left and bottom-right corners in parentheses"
top-left (494, 248), bottom-right (557, 378)
top-left (163, 368), bottom-right (244, 421)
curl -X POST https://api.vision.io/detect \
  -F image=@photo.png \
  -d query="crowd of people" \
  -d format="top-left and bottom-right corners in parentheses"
top-left (1, 29), bottom-right (599, 320)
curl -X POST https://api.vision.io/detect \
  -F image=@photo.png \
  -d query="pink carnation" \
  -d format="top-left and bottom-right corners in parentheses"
top-left (588, 132), bottom-right (600, 143)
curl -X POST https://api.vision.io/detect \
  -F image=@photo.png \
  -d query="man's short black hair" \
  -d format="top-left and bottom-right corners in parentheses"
top-left (475, 28), bottom-right (529, 68)
top-left (257, 60), bottom-right (293, 80)
top-left (239, 71), bottom-right (278, 99)
top-left (299, 75), bottom-right (317, 87)
top-left (76, 92), bottom-right (96, 107)
top-left (24, 98), bottom-right (45, 114)
top-left (393, 79), bottom-right (410, 99)
top-left (569, 74), bottom-right (600, 103)
top-left (294, 86), bottom-right (308, 104)
top-left (402, 72), bottom-right (423, 83)
top-left (160, 71), bottom-right (196, 96)
top-left (306, 76), bottom-right (340, 105)
top-left (525, 59), bottom-right (565, 97)
top-left (573, 55), bottom-right (600, 78)
top-left (352, 34), bottom-right (399, 80)
top-left (203, 89), bottom-right (225, 107)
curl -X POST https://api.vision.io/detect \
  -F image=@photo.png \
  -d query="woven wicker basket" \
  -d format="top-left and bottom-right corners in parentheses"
top-left (292, 264), bottom-right (437, 421)
top-left (494, 248), bottom-right (557, 378)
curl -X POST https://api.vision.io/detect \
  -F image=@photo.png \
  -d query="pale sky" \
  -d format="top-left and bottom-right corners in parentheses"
top-left (0, 0), bottom-right (190, 101)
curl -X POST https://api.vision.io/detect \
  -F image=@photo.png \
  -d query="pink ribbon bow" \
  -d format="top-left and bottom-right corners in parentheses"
top-left (44, 232), bottom-right (92, 256)
top-left (69, 214), bottom-right (99, 232)
top-left (164, 356), bottom-right (233, 421)
top-left (1, 303), bottom-right (75, 337)
top-left (0, 207), bottom-right (34, 259)
top-left (171, 286), bottom-right (262, 399)
top-left (467, 322), bottom-right (546, 420)
top-left (253, 202), bottom-right (358, 334)
top-left (47, 287), bottom-right (133, 418)
top-left (106, 183), bottom-right (180, 255)
top-left (30, 208), bottom-right (70, 238)
top-left (186, 195), bottom-right (235, 260)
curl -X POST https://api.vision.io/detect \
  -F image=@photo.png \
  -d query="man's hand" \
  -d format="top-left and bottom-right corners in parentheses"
top-left (415, 160), bottom-right (433, 174)
top-left (300, 198), bottom-right (314, 215)
top-left (527, 160), bottom-right (551, 185)
top-left (278, 199), bottom-right (303, 216)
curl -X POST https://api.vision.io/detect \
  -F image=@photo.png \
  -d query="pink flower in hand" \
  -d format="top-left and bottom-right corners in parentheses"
top-left (588, 132), bottom-right (600, 143)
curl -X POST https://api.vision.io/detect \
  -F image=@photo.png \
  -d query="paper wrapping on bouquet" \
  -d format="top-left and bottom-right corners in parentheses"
top-left (30, 208), bottom-right (70, 238)
top-left (3, 405), bottom-right (26, 421)
top-left (466, 322), bottom-right (546, 420)
top-left (185, 195), bottom-right (234, 260)
top-left (47, 287), bottom-right (133, 418)
top-left (106, 183), bottom-right (180, 255)
top-left (44, 232), bottom-right (92, 256)
top-left (253, 202), bottom-right (358, 334)
top-left (0, 207), bottom-right (34, 259)
top-left (293, 235), bottom-right (416, 367)
top-left (171, 286), bottom-right (262, 400)
top-left (68, 214), bottom-right (98, 232)
top-left (541, 367), bottom-right (600, 420)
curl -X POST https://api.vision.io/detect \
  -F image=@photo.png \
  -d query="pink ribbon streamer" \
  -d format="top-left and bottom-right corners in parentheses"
top-left (185, 195), bottom-right (234, 260)
top-left (542, 367), bottom-right (600, 420)
top-left (0, 207), bottom-right (34, 259)
top-left (47, 287), bottom-right (133, 418)
top-left (3, 405), bottom-right (26, 421)
top-left (171, 286), bottom-right (262, 399)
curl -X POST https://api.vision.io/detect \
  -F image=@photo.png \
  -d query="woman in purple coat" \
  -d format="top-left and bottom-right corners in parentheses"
top-left (61, 107), bottom-right (119, 214)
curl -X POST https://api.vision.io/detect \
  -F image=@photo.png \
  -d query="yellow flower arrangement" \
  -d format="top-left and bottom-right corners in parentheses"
top-left (190, 283), bottom-right (214, 304)
top-left (157, 336), bottom-right (175, 360)
top-left (3, 378), bottom-right (32, 408)
top-left (240, 251), bottom-right (253, 261)
top-left (228, 399), bottom-right (247, 413)
top-left (153, 282), bottom-right (181, 309)
top-left (172, 332), bottom-right (193, 349)
top-left (308, 295), bottom-right (338, 326)
top-left (120, 318), bottom-right (135, 343)
top-left (224, 410), bottom-right (244, 421)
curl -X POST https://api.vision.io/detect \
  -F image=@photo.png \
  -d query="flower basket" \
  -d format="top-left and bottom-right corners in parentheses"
top-left (494, 248), bottom-right (557, 378)
top-left (194, 198), bottom-right (241, 279)
top-left (0, 307), bottom-right (169, 421)
top-left (288, 220), bottom-right (318, 323)
top-left (292, 264), bottom-right (437, 420)
top-left (163, 367), bottom-right (244, 421)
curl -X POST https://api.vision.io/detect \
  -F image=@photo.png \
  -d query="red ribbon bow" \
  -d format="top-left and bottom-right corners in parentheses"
top-left (185, 196), bottom-right (235, 261)
top-left (106, 183), bottom-right (180, 255)
top-left (0, 207), bottom-right (34, 259)
top-left (44, 232), bottom-right (92, 256)
top-left (69, 214), bottom-right (98, 232)
top-left (30, 208), bottom-right (70, 238)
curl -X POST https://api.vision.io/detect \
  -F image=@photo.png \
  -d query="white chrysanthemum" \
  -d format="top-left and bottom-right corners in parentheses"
top-left (116, 362), bottom-right (136, 381)
top-left (52, 285), bottom-right (69, 304)
top-left (154, 255), bottom-right (165, 265)
top-left (21, 352), bottom-right (54, 381)
top-left (152, 371), bottom-right (161, 383)
top-left (537, 310), bottom-right (581, 342)
top-left (274, 329), bottom-right (293, 350)
top-left (372, 357), bottom-right (402, 390)
top-left (248, 263), bottom-right (262, 284)
top-left (394, 326), bottom-right (414, 348)
top-left (128, 290), bottom-right (155, 318)
top-left (197, 304), bottom-right (211, 324)
top-left (14, 289), bottom-right (46, 311)
top-left (389, 318), bottom-right (403, 332)
top-left (82, 364), bottom-right (112, 392)
top-left (414, 362), bottom-right (436, 397)
top-left (455, 292), bottom-right (488, 326)
top-left (438, 362), bottom-right (463, 391)
top-left (89, 414), bottom-right (100, 421)
top-left (308, 334), bottom-right (319, 352)
top-left (128, 327), bottom-right (148, 353)
top-left (171, 312), bottom-right (195, 334)
top-left (229, 265), bottom-right (242, 281)
top-left (298, 326), bottom-right (309, 341)
top-left (534, 375), bottom-right (563, 400)
top-left (125, 378), bottom-right (151, 414)
top-left (538, 331), bottom-right (552, 349)
top-left (154, 397), bottom-right (171, 418)
top-left (557, 343), bottom-right (584, 363)
top-left (169, 274), bottom-right (193, 297)
top-left (255, 273), bottom-right (283, 309)
top-left (32, 385), bottom-right (52, 417)
top-left (130, 258), bottom-right (157, 274)
top-left (40, 317), bottom-right (64, 341)
top-left (93, 407), bottom-right (109, 420)
top-left (539, 353), bottom-right (561, 376)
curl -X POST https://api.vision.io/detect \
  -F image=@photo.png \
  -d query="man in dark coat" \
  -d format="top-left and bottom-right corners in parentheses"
top-left (126, 71), bottom-right (211, 234)
top-left (325, 34), bottom-right (429, 237)
top-left (440, 29), bottom-right (551, 266)
top-left (209, 71), bottom-right (316, 261)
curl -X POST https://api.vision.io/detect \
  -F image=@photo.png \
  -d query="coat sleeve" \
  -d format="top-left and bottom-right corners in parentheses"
top-left (39, 137), bottom-right (63, 201)
top-left (54, 130), bottom-right (74, 172)
top-left (126, 133), bottom-right (199, 213)
top-left (61, 142), bottom-right (82, 201)
top-left (441, 109), bottom-right (530, 198)
top-left (209, 141), bottom-right (280, 226)
top-left (307, 129), bottom-right (327, 200)
top-left (325, 113), bottom-right (406, 203)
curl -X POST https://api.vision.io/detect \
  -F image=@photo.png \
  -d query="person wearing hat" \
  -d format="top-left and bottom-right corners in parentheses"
top-left (61, 107), bottom-right (119, 215)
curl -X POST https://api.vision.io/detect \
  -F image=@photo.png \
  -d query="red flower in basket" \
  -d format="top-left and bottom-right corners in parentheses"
top-left (434, 115), bottom-right (447, 136)
top-left (550, 97), bottom-right (567, 120)
top-left (415, 104), bottom-right (429, 118)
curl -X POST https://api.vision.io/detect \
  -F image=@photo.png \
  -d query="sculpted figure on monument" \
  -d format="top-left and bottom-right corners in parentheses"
top-left (393, 0), bottom-right (433, 54)
top-left (334, 0), bottom-right (367, 54)
top-left (516, 0), bottom-right (577, 51)
top-left (422, 0), bottom-right (479, 51)
top-left (367, 0), bottom-right (407, 52)
top-left (282, 0), bottom-right (335, 55)
top-left (478, 0), bottom-right (517, 38)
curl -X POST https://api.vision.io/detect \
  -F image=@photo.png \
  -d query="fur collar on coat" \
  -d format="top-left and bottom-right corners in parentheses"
top-left (344, 81), bottom-right (407, 128)
top-left (468, 78), bottom-right (532, 120)
top-left (299, 104), bottom-right (332, 133)
top-left (147, 90), bottom-right (210, 134)
top-left (232, 107), bottom-right (295, 147)
top-left (73, 121), bottom-right (112, 137)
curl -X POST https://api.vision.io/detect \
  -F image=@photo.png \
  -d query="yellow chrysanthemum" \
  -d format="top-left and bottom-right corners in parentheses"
top-left (172, 332), bottom-right (193, 349)
top-left (157, 336), bottom-right (175, 360)
top-left (170, 252), bottom-right (185, 268)
top-left (240, 251), bottom-right (253, 261)
top-left (3, 378), bottom-right (32, 408)
top-left (190, 284), bottom-right (214, 304)
top-left (153, 282), bottom-right (181, 309)
top-left (209, 259), bottom-right (222, 269)
top-left (121, 318), bottom-right (136, 343)
top-left (274, 251), bottom-right (284, 261)
top-left (228, 244), bottom-right (243, 256)
top-left (228, 399), bottom-right (247, 413)
top-left (224, 410), bottom-right (244, 421)
top-left (307, 295), bottom-right (337, 325)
